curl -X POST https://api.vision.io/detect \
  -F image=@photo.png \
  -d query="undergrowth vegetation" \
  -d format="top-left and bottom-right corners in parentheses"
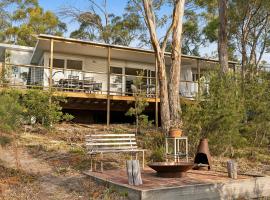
top-left (0, 89), bottom-right (73, 132)
top-left (183, 69), bottom-right (270, 158)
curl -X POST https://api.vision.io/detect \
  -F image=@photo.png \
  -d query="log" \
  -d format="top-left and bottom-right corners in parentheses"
top-left (126, 160), bottom-right (143, 186)
top-left (227, 160), bottom-right (237, 179)
top-left (126, 160), bottom-right (134, 185)
top-left (132, 160), bottom-right (143, 186)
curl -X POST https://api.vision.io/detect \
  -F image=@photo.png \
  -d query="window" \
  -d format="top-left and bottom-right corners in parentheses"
top-left (125, 67), bottom-right (145, 76)
top-left (49, 58), bottom-right (65, 68)
top-left (192, 73), bottom-right (203, 82)
top-left (67, 59), bottom-right (83, 70)
top-left (110, 66), bottom-right (122, 74)
top-left (150, 70), bottom-right (156, 77)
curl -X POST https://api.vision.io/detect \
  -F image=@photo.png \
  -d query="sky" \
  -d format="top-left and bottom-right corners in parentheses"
top-left (38, 0), bottom-right (269, 63)
top-left (39, 0), bottom-right (127, 36)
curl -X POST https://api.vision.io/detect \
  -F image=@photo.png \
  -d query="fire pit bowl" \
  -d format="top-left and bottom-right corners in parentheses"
top-left (148, 162), bottom-right (194, 178)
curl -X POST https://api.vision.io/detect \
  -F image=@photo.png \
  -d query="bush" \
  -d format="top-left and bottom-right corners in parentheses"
top-left (0, 89), bottom-right (73, 132)
top-left (183, 71), bottom-right (246, 156)
top-left (0, 135), bottom-right (12, 146)
top-left (0, 89), bottom-right (24, 132)
top-left (22, 89), bottom-right (74, 128)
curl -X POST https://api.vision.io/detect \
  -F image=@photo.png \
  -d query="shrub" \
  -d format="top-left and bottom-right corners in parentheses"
top-left (22, 89), bottom-right (74, 128)
top-left (183, 71), bottom-right (246, 156)
top-left (0, 135), bottom-right (12, 146)
top-left (0, 89), bottom-right (24, 132)
top-left (126, 71), bottom-right (150, 134)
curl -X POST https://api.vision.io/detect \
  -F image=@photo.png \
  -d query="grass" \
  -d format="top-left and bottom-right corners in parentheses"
top-left (0, 164), bottom-right (37, 185)
top-left (1, 123), bottom-right (270, 199)
top-left (0, 135), bottom-right (12, 147)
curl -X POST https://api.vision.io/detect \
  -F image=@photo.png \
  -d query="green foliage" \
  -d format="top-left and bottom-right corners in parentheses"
top-left (0, 90), bottom-right (24, 132)
top-left (242, 71), bottom-right (270, 147)
top-left (66, 1), bottom-right (143, 46)
top-left (183, 71), bottom-right (246, 156)
top-left (141, 130), bottom-right (165, 162)
top-left (0, 89), bottom-right (73, 132)
top-left (22, 89), bottom-right (74, 128)
top-left (125, 71), bottom-right (150, 134)
top-left (149, 147), bottom-right (165, 162)
top-left (183, 68), bottom-right (270, 157)
top-left (2, 0), bottom-right (66, 46)
top-left (0, 135), bottom-right (12, 147)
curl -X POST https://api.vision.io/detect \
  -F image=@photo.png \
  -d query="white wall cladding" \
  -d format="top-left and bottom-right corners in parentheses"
top-left (6, 49), bottom-right (199, 96)
top-left (9, 49), bottom-right (33, 65)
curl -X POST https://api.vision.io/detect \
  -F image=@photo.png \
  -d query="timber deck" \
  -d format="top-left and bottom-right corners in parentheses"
top-left (84, 168), bottom-right (270, 200)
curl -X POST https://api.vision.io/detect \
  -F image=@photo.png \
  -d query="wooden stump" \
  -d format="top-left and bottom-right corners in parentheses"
top-left (126, 160), bottom-right (143, 186)
top-left (227, 160), bottom-right (237, 179)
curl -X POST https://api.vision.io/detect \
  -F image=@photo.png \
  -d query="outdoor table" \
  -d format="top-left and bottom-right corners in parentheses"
top-left (57, 78), bottom-right (102, 92)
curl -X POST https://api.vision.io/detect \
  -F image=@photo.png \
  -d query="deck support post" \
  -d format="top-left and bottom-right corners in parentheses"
top-left (155, 57), bottom-right (158, 129)
top-left (106, 47), bottom-right (111, 127)
top-left (49, 39), bottom-right (54, 108)
top-left (197, 59), bottom-right (200, 97)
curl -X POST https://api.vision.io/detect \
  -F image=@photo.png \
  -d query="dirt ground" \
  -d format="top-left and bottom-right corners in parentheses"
top-left (0, 124), bottom-right (131, 200)
top-left (0, 123), bottom-right (269, 200)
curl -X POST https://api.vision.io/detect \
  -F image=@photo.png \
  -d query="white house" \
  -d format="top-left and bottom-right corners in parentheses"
top-left (0, 34), bottom-right (237, 124)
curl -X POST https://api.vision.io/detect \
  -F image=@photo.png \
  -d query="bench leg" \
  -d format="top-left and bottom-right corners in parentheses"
top-left (90, 155), bottom-right (93, 172)
top-left (101, 152), bottom-right (103, 173)
top-left (142, 151), bottom-right (145, 170)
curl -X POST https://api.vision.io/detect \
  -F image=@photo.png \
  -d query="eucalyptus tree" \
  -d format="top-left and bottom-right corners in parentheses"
top-left (3, 0), bottom-right (66, 46)
top-left (195, 0), bottom-right (270, 73)
top-left (61, 0), bottom-right (143, 46)
top-left (218, 0), bottom-right (229, 73)
top-left (126, 0), bottom-right (186, 132)
top-left (0, 0), bottom-right (10, 42)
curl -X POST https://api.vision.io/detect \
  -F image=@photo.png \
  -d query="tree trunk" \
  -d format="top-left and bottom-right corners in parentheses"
top-left (157, 53), bottom-right (171, 132)
top-left (169, 0), bottom-right (185, 125)
top-left (218, 0), bottom-right (229, 74)
top-left (142, 0), bottom-right (170, 133)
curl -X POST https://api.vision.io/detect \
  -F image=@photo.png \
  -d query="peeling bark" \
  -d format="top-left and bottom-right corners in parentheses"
top-left (169, 0), bottom-right (185, 124)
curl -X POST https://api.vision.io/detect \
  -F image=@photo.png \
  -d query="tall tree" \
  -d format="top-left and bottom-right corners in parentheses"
top-left (218, 0), bottom-right (229, 73)
top-left (142, 0), bottom-right (171, 132)
top-left (140, 0), bottom-right (186, 132)
top-left (3, 0), bottom-right (66, 46)
top-left (0, 0), bottom-right (10, 42)
top-left (169, 0), bottom-right (185, 124)
top-left (195, 0), bottom-right (270, 73)
top-left (61, 0), bottom-right (143, 46)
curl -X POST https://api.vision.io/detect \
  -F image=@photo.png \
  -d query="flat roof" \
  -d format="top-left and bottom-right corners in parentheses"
top-left (0, 43), bottom-right (34, 61)
top-left (32, 34), bottom-right (237, 65)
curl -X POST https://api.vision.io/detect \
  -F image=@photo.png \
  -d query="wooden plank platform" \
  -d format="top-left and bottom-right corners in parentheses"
top-left (84, 168), bottom-right (270, 200)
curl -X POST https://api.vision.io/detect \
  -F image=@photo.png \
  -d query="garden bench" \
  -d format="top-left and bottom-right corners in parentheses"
top-left (85, 133), bottom-right (145, 172)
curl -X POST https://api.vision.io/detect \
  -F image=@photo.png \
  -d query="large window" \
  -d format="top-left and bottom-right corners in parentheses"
top-left (49, 58), bottom-right (65, 68)
top-left (67, 59), bottom-right (83, 70)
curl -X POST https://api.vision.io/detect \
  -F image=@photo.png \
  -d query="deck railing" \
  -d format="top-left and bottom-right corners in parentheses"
top-left (0, 62), bottom-right (207, 99)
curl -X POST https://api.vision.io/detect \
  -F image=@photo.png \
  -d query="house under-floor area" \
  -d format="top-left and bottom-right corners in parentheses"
top-left (0, 34), bottom-right (237, 125)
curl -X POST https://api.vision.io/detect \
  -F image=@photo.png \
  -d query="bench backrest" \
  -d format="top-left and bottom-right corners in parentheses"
top-left (85, 134), bottom-right (138, 152)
